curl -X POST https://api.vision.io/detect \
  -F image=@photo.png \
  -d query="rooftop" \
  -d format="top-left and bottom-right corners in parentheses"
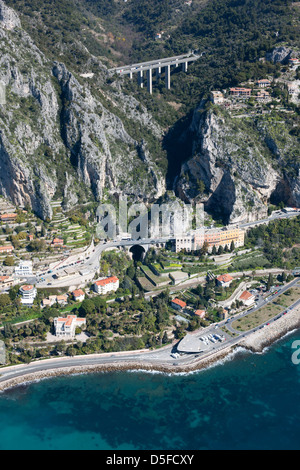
top-left (72, 289), bottom-right (85, 298)
top-left (217, 274), bottom-right (234, 283)
top-left (95, 276), bottom-right (119, 287)
top-left (239, 290), bottom-right (254, 301)
top-left (171, 298), bottom-right (187, 308)
top-left (21, 285), bottom-right (34, 291)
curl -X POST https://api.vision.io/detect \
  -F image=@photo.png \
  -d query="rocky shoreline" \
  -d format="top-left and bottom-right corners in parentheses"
top-left (0, 347), bottom-right (234, 392)
top-left (239, 305), bottom-right (300, 353)
top-left (0, 306), bottom-right (300, 392)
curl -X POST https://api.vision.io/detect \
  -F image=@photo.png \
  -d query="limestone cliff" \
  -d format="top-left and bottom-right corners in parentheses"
top-left (0, 0), bottom-right (165, 219)
top-left (176, 103), bottom-right (299, 223)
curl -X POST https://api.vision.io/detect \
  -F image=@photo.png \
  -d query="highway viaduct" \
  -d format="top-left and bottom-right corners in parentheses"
top-left (109, 51), bottom-right (201, 94)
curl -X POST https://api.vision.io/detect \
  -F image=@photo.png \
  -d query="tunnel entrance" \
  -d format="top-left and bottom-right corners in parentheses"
top-left (129, 245), bottom-right (146, 263)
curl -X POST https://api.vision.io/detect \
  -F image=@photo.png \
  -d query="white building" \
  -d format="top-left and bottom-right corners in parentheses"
top-left (15, 261), bottom-right (33, 277)
top-left (211, 91), bottom-right (224, 104)
top-left (72, 289), bottom-right (85, 302)
top-left (54, 315), bottom-right (86, 338)
top-left (19, 285), bottom-right (37, 305)
top-left (94, 276), bottom-right (120, 295)
top-left (216, 274), bottom-right (234, 288)
top-left (239, 290), bottom-right (255, 307)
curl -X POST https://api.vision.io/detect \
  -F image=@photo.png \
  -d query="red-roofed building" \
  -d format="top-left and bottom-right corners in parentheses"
top-left (194, 309), bottom-right (206, 319)
top-left (0, 245), bottom-right (14, 254)
top-left (230, 87), bottom-right (251, 97)
top-left (54, 315), bottom-right (86, 338)
top-left (216, 274), bottom-right (234, 288)
top-left (72, 289), bottom-right (85, 302)
top-left (171, 298), bottom-right (187, 311)
top-left (94, 276), bottom-right (119, 295)
top-left (51, 238), bottom-right (64, 247)
top-left (257, 79), bottom-right (271, 88)
top-left (239, 290), bottom-right (255, 306)
top-left (0, 275), bottom-right (14, 288)
top-left (289, 58), bottom-right (300, 67)
top-left (19, 285), bottom-right (37, 305)
top-left (0, 213), bottom-right (17, 222)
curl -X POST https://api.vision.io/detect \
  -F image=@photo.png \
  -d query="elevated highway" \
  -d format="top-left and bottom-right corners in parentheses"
top-left (109, 51), bottom-right (201, 93)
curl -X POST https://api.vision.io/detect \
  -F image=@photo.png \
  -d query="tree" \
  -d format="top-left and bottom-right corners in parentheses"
top-left (217, 245), bottom-right (224, 255)
top-left (3, 256), bottom-right (14, 266)
top-left (79, 299), bottom-right (96, 317)
top-left (0, 294), bottom-right (11, 308)
top-left (200, 241), bottom-right (209, 256)
top-left (267, 273), bottom-right (274, 291)
top-left (162, 331), bottom-right (169, 344)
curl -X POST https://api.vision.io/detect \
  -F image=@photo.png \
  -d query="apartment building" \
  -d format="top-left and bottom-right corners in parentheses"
top-left (19, 285), bottom-right (37, 305)
top-left (94, 276), bottom-right (120, 295)
top-left (230, 87), bottom-right (252, 97)
top-left (15, 261), bottom-right (33, 277)
top-left (0, 245), bottom-right (14, 254)
top-left (174, 226), bottom-right (245, 253)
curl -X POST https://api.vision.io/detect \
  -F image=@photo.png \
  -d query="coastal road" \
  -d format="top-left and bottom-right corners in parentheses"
top-left (1, 282), bottom-right (300, 388)
top-left (226, 278), bottom-right (300, 335)
top-left (35, 210), bottom-right (299, 289)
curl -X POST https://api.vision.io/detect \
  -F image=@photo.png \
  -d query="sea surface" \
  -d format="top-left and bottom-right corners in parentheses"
top-left (1, 331), bottom-right (300, 450)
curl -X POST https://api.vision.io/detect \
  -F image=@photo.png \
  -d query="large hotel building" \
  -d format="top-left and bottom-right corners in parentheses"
top-left (174, 225), bottom-right (245, 253)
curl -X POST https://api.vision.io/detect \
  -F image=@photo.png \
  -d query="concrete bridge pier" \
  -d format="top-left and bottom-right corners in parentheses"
top-left (182, 62), bottom-right (188, 73)
top-left (147, 69), bottom-right (153, 94)
top-left (138, 70), bottom-right (144, 88)
top-left (156, 67), bottom-right (161, 80)
top-left (165, 64), bottom-right (171, 90)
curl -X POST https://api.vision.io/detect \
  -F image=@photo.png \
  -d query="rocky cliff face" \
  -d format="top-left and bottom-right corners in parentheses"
top-left (176, 103), bottom-right (299, 223)
top-left (0, 0), bottom-right (165, 219)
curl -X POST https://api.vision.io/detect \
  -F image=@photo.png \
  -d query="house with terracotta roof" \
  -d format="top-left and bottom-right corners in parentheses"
top-left (0, 213), bottom-right (17, 222)
top-left (230, 87), bottom-right (251, 97)
top-left (0, 275), bottom-right (14, 289)
top-left (54, 315), bottom-right (86, 338)
top-left (41, 294), bottom-right (68, 308)
top-left (171, 298), bottom-right (187, 311)
top-left (257, 79), bottom-right (271, 88)
top-left (239, 290), bottom-right (255, 307)
top-left (56, 294), bottom-right (68, 305)
top-left (289, 58), bottom-right (300, 67)
top-left (216, 274), bottom-right (234, 288)
top-left (0, 245), bottom-right (14, 254)
top-left (41, 298), bottom-right (52, 308)
top-left (94, 276), bottom-right (119, 295)
top-left (51, 238), bottom-right (64, 247)
top-left (256, 90), bottom-right (270, 101)
top-left (194, 309), bottom-right (206, 319)
top-left (72, 289), bottom-right (85, 302)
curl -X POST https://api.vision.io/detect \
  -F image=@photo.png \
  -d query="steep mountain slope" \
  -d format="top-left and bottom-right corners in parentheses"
top-left (176, 103), bottom-right (300, 224)
top-left (0, 0), bottom-right (165, 219)
top-left (0, 0), bottom-right (299, 224)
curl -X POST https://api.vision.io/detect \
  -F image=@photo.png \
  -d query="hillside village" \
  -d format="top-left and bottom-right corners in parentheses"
top-left (0, 181), bottom-right (299, 365)
top-left (0, 47), bottom-right (299, 363)
top-left (211, 55), bottom-right (300, 114)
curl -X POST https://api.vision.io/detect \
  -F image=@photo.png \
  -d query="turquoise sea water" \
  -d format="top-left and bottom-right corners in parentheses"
top-left (1, 332), bottom-right (300, 450)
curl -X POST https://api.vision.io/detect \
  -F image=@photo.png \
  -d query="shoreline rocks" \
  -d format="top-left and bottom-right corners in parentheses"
top-left (1, 306), bottom-right (300, 392)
